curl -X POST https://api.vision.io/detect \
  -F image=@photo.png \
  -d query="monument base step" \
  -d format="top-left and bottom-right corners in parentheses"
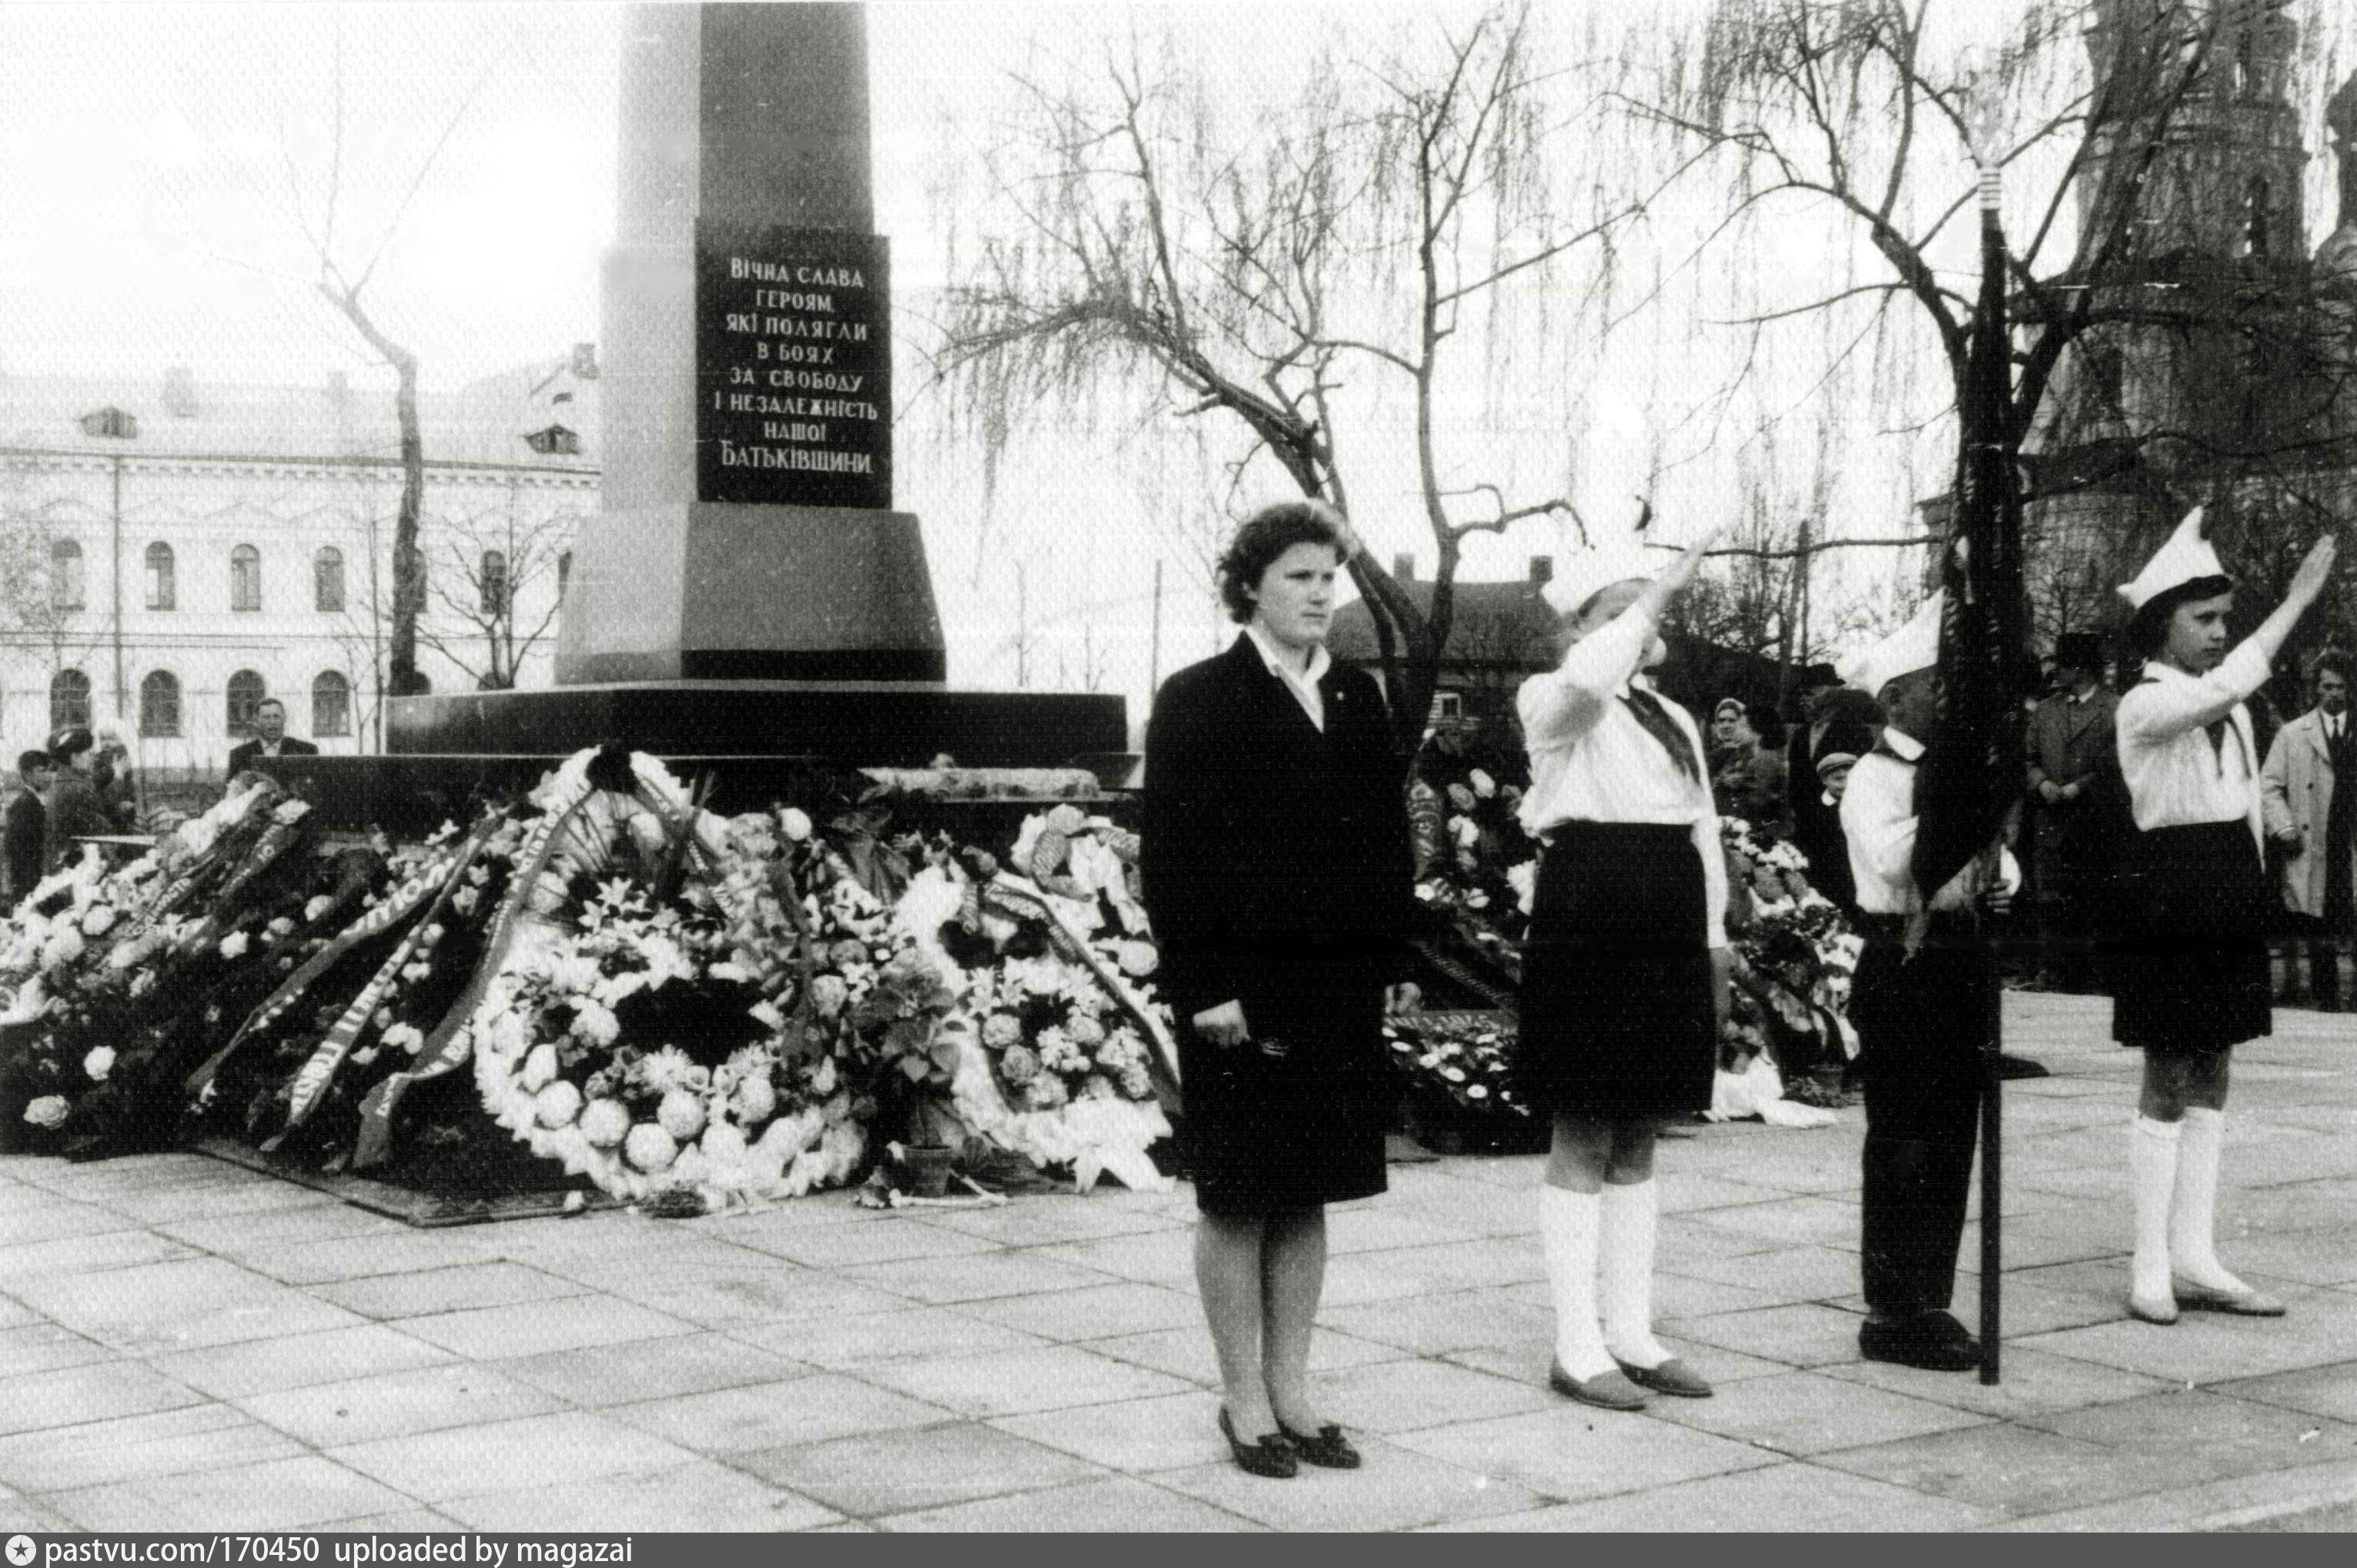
top-left (386, 681), bottom-right (1125, 767)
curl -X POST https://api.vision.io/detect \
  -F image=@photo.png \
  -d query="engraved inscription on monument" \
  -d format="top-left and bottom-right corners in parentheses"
top-left (694, 219), bottom-right (893, 510)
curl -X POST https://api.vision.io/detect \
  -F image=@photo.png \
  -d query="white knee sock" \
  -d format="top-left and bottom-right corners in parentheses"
top-left (1599, 1179), bottom-right (1672, 1370)
top-left (2169, 1108), bottom-right (2249, 1292)
top-left (2130, 1116), bottom-right (2180, 1302)
top-left (1539, 1185), bottom-right (1616, 1380)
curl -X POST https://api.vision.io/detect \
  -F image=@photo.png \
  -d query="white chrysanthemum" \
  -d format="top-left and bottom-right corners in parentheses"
top-left (550, 954), bottom-right (602, 996)
top-left (533, 1080), bottom-right (583, 1128)
top-left (779, 807), bottom-right (813, 842)
top-left (82, 1046), bottom-right (115, 1082)
top-left (657, 1089), bottom-right (706, 1141)
top-left (579, 1098), bottom-right (632, 1148)
top-left (809, 975), bottom-right (848, 1018)
top-left (24, 1095), bottom-right (70, 1129)
top-left (219, 931), bottom-right (249, 960)
top-left (569, 998), bottom-right (620, 1048)
top-left (699, 1120), bottom-right (750, 1168)
top-left (80, 905), bottom-right (117, 938)
top-left (42, 928), bottom-right (85, 971)
top-left (624, 1122), bottom-right (677, 1172)
top-left (1470, 767), bottom-right (1496, 797)
top-left (1115, 941), bottom-right (1158, 978)
top-left (734, 1073), bottom-right (778, 1125)
top-left (304, 895), bottom-right (336, 923)
top-left (383, 1023), bottom-right (428, 1057)
top-left (520, 1043), bottom-right (560, 1092)
top-left (634, 1045), bottom-right (707, 1096)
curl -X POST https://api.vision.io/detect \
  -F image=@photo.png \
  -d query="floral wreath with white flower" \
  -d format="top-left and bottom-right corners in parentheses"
top-left (473, 803), bottom-right (875, 1209)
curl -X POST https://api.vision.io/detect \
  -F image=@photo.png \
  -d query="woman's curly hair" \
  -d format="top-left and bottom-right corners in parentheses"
top-left (1215, 500), bottom-right (1353, 624)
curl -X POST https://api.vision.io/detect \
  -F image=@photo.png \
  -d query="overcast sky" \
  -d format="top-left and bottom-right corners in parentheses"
top-left (4, 2), bottom-right (2351, 724)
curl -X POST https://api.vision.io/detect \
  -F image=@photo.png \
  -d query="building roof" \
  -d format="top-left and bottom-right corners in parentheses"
top-left (0, 348), bottom-right (600, 473)
top-left (1326, 577), bottom-right (1558, 670)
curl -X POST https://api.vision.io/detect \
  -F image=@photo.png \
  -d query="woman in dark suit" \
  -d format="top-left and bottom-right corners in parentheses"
top-left (1140, 500), bottom-right (1421, 1480)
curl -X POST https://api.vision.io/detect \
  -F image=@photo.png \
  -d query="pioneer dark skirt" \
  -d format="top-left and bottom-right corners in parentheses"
top-left (2111, 819), bottom-right (2272, 1056)
top-left (1516, 821), bottom-right (1716, 1117)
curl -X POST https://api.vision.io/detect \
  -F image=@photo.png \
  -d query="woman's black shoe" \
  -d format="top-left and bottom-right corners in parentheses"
top-left (1219, 1406), bottom-right (1299, 1479)
top-left (1276, 1420), bottom-right (1362, 1469)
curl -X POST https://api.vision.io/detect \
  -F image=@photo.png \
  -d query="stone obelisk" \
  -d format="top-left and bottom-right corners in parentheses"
top-left (386, 2), bottom-right (1122, 773)
top-left (555, 0), bottom-right (941, 684)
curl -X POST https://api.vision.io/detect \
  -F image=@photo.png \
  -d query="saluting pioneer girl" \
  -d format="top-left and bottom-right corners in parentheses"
top-left (1515, 520), bottom-right (1729, 1412)
top-left (2112, 510), bottom-right (2338, 1325)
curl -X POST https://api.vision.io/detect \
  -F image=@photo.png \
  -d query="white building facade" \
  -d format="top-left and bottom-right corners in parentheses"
top-left (0, 352), bottom-right (600, 781)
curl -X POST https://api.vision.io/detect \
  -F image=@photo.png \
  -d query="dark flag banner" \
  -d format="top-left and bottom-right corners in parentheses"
top-left (1911, 165), bottom-right (2034, 1386)
top-left (1914, 168), bottom-right (2032, 901)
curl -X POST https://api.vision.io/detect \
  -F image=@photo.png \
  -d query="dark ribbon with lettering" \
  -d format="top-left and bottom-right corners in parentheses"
top-left (350, 792), bottom-right (599, 1169)
top-left (277, 829), bottom-right (496, 1136)
top-left (185, 834), bottom-right (480, 1101)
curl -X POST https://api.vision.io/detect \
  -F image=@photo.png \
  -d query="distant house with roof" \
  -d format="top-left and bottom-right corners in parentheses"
top-left (0, 347), bottom-right (599, 777)
top-left (1325, 553), bottom-right (1792, 751)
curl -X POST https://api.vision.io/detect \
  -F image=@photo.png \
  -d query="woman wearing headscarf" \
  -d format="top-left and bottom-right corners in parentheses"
top-left (2113, 511), bottom-right (2336, 1324)
top-left (1516, 520), bottom-right (1729, 1410)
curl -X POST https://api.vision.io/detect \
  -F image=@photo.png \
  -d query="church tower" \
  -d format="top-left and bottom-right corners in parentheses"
top-left (2019, 0), bottom-right (2349, 645)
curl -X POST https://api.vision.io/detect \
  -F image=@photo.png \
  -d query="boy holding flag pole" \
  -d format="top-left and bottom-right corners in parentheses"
top-left (1844, 155), bottom-right (2034, 1384)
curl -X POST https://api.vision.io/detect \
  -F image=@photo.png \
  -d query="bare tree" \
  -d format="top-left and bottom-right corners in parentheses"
top-left (1629, 0), bottom-right (2352, 670)
top-left (0, 460), bottom-right (113, 722)
top-left (415, 482), bottom-right (577, 690)
top-left (240, 18), bottom-right (491, 700)
top-left (930, 2), bottom-right (1683, 745)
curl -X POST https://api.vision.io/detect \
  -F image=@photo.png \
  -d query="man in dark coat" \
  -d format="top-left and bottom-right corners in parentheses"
top-left (5, 751), bottom-right (55, 908)
top-left (41, 727), bottom-right (117, 875)
top-left (2025, 631), bottom-right (2125, 992)
top-left (226, 698), bottom-right (319, 777)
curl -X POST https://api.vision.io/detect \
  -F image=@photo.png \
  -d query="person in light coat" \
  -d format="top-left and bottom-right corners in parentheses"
top-left (2261, 649), bottom-right (2355, 1011)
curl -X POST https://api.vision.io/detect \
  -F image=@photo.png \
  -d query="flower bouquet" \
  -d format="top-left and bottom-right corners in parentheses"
top-left (0, 780), bottom-right (335, 1157)
top-left (1717, 817), bottom-right (1860, 1110)
top-left (1383, 1008), bottom-right (1545, 1155)
top-left (1408, 759), bottom-right (1532, 1003)
top-left (922, 807), bottom-right (1175, 1193)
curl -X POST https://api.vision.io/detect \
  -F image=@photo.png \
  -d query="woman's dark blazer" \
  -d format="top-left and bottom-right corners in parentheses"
top-left (1139, 634), bottom-right (1419, 1038)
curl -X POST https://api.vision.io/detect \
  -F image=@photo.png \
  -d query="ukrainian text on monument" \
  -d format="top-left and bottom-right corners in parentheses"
top-left (694, 219), bottom-right (892, 510)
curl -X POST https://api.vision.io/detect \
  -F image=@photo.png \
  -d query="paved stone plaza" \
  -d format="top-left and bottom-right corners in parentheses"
top-left (2, 992), bottom-right (2354, 1533)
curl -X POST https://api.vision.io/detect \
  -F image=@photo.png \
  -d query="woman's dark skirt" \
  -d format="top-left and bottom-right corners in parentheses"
top-left (1516, 821), bottom-right (1716, 1117)
top-left (2112, 820), bottom-right (2272, 1057)
top-left (1177, 947), bottom-right (1390, 1219)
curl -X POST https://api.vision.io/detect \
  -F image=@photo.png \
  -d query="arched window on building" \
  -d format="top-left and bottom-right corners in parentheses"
top-left (139, 671), bottom-right (182, 737)
top-left (231, 544), bottom-right (262, 611)
top-left (314, 547), bottom-right (345, 613)
top-left (481, 550), bottom-right (508, 616)
top-left (49, 540), bottom-right (84, 610)
top-left (2246, 177), bottom-right (2271, 259)
top-left (49, 669), bottom-right (92, 732)
top-left (226, 670), bottom-right (267, 737)
top-left (312, 671), bottom-right (352, 739)
top-left (557, 550), bottom-right (572, 603)
top-left (145, 542), bottom-right (176, 611)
